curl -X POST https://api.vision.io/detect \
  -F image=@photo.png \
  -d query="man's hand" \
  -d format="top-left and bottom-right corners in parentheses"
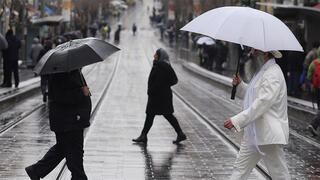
top-left (81, 86), bottom-right (91, 96)
top-left (232, 73), bottom-right (242, 86)
top-left (224, 119), bottom-right (234, 130)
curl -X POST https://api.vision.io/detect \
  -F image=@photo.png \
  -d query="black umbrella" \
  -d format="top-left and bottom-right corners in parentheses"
top-left (34, 37), bottom-right (120, 75)
top-left (0, 33), bottom-right (8, 50)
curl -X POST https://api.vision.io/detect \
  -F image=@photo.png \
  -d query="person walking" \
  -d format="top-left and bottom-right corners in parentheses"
top-left (132, 23), bottom-right (137, 36)
top-left (25, 69), bottom-right (92, 180)
top-left (1, 29), bottom-right (21, 88)
top-left (132, 48), bottom-right (187, 144)
top-left (307, 47), bottom-right (320, 136)
top-left (114, 25), bottom-right (121, 43)
top-left (224, 49), bottom-right (290, 180)
top-left (286, 51), bottom-right (305, 96)
top-left (30, 38), bottom-right (43, 68)
top-left (37, 40), bottom-right (53, 102)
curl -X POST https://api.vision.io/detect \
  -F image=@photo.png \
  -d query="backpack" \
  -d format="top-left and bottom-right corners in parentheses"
top-left (312, 60), bottom-right (320, 88)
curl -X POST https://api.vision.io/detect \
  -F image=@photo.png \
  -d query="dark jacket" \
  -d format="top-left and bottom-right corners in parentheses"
top-left (48, 70), bottom-right (91, 132)
top-left (2, 35), bottom-right (21, 62)
top-left (146, 60), bottom-right (178, 115)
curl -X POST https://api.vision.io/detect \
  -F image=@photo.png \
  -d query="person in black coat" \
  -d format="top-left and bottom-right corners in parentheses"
top-left (25, 69), bottom-right (91, 180)
top-left (132, 48), bottom-right (187, 144)
top-left (1, 29), bottom-right (21, 87)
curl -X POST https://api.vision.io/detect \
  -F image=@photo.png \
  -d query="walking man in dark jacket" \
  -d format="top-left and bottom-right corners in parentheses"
top-left (1, 29), bottom-right (21, 88)
top-left (132, 48), bottom-right (187, 144)
top-left (25, 69), bottom-right (91, 180)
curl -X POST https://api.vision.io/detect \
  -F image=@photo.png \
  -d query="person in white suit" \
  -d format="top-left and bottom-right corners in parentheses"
top-left (224, 49), bottom-right (290, 180)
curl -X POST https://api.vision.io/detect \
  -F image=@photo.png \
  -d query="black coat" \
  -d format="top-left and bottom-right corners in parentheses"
top-left (146, 61), bottom-right (178, 115)
top-left (2, 35), bottom-right (21, 62)
top-left (48, 70), bottom-right (91, 132)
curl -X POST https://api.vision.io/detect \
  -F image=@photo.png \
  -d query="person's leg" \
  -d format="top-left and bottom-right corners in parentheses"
top-left (141, 113), bottom-right (156, 135)
top-left (1, 59), bottom-right (7, 85)
top-left (230, 139), bottom-right (261, 180)
top-left (13, 61), bottom-right (19, 87)
top-left (308, 89), bottom-right (320, 136)
top-left (132, 114), bottom-right (155, 143)
top-left (40, 76), bottom-right (48, 102)
top-left (5, 61), bottom-right (12, 86)
top-left (26, 132), bottom-right (65, 178)
top-left (63, 130), bottom-right (87, 180)
top-left (163, 114), bottom-right (183, 134)
top-left (163, 114), bottom-right (186, 144)
top-left (260, 144), bottom-right (290, 180)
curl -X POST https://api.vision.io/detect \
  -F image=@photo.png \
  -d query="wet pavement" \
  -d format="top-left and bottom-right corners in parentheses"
top-left (0, 0), bottom-right (319, 180)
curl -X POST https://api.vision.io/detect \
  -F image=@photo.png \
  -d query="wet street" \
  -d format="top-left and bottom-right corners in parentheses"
top-left (0, 1), bottom-right (320, 180)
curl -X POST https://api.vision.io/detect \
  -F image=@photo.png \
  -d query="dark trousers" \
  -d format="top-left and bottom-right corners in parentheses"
top-left (2, 58), bottom-right (9, 85)
top-left (6, 60), bottom-right (19, 86)
top-left (311, 89), bottom-right (320, 129)
top-left (141, 113), bottom-right (183, 135)
top-left (32, 130), bottom-right (87, 180)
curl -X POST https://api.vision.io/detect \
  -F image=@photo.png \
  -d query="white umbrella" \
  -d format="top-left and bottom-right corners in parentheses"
top-left (181, 6), bottom-right (303, 52)
top-left (196, 37), bottom-right (216, 45)
top-left (181, 6), bottom-right (303, 99)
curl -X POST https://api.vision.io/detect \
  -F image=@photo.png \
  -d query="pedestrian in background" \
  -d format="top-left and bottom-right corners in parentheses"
top-left (215, 41), bottom-right (228, 71)
top-left (132, 48), bottom-right (187, 144)
top-left (307, 47), bottom-right (320, 136)
top-left (37, 40), bottom-right (53, 102)
top-left (303, 41), bottom-right (319, 73)
top-left (132, 23), bottom-right (137, 36)
top-left (1, 29), bottom-right (21, 88)
top-left (224, 49), bottom-right (290, 180)
top-left (286, 51), bottom-right (305, 96)
top-left (25, 69), bottom-right (91, 180)
top-left (114, 24), bottom-right (121, 43)
top-left (30, 37), bottom-right (43, 68)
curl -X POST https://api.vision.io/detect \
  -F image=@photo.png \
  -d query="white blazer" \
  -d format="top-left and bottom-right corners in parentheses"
top-left (231, 63), bottom-right (289, 145)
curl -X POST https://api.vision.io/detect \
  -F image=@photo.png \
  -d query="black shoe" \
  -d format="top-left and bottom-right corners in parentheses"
top-left (25, 165), bottom-right (40, 180)
top-left (307, 125), bottom-right (319, 136)
top-left (132, 135), bottom-right (148, 144)
top-left (173, 132), bottom-right (187, 144)
top-left (15, 83), bottom-right (19, 88)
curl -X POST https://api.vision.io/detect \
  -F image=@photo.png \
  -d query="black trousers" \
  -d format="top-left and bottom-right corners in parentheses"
top-left (33, 130), bottom-right (87, 180)
top-left (6, 61), bottom-right (19, 86)
top-left (311, 89), bottom-right (320, 129)
top-left (141, 113), bottom-right (183, 135)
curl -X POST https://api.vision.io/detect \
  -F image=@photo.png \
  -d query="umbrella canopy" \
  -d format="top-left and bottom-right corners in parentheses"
top-left (31, 15), bottom-right (64, 26)
top-left (34, 37), bottom-right (120, 75)
top-left (0, 33), bottom-right (8, 50)
top-left (197, 36), bottom-right (216, 45)
top-left (181, 6), bottom-right (303, 52)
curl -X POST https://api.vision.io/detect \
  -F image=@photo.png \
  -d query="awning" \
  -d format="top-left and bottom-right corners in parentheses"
top-left (31, 15), bottom-right (64, 26)
top-left (256, 2), bottom-right (320, 17)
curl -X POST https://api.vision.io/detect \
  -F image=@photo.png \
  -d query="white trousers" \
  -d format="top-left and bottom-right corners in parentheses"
top-left (230, 139), bottom-right (290, 180)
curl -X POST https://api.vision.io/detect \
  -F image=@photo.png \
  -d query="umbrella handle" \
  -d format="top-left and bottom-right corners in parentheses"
top-left (231, 85), bottom-right (237, 100)
top-left (230, 47), bottom-right (242, 100)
